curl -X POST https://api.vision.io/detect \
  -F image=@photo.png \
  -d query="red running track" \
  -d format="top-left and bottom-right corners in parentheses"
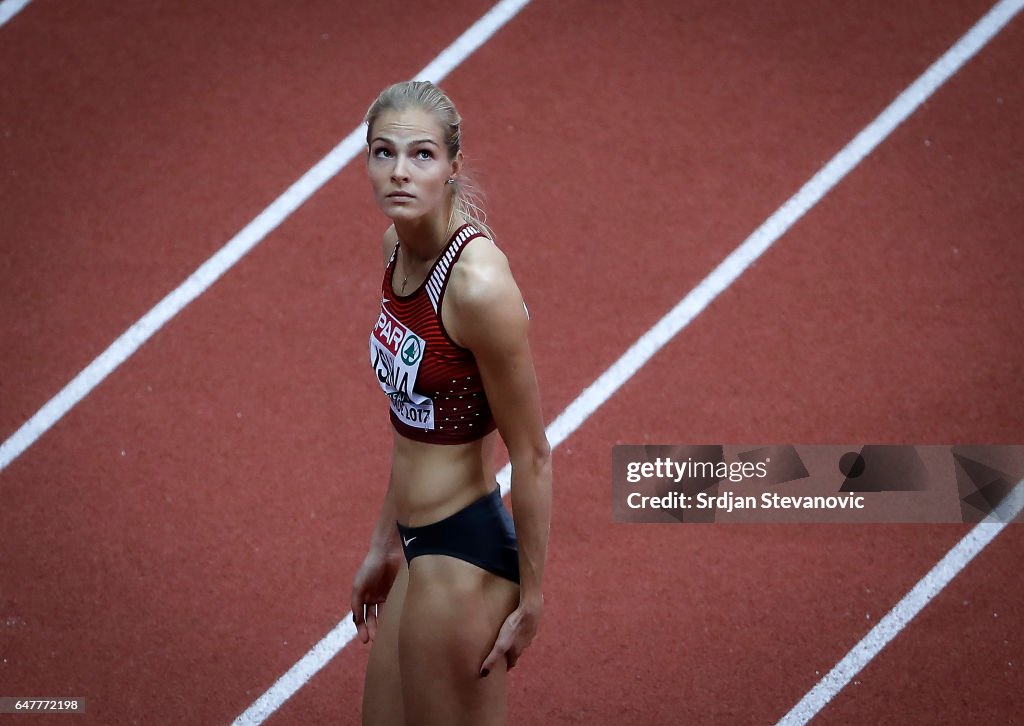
top-left (1, 1), bottom-right (1021, 724)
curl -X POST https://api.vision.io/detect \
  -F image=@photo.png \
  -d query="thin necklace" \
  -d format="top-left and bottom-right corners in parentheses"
top-left (398, 222), bottom-right (457, 294)
top-left (399, 253), bottom-right (419, 294)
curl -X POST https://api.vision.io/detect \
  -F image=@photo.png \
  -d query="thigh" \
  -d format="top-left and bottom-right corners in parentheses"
top-left (362, 561), bottom-right (409, 726)
top-left (399, 555), bottom-right (519, 726)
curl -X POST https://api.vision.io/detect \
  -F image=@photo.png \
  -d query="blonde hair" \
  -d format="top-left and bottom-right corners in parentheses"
top-left (365, 80), bottom-right (494, 240)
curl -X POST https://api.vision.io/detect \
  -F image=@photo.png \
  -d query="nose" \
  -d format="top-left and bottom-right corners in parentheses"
top-left (391, 154), bottom-right (410, 183)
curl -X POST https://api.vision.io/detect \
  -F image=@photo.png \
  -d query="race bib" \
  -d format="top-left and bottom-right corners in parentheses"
top-left (369, 300), bottom-right (434, 429)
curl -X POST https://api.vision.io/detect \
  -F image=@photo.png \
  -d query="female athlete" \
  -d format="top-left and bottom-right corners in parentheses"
top-left (351, 80), bottom-right (552, 726)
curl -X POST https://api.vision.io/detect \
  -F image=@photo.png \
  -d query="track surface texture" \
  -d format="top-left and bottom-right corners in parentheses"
top-left (1, 1), bottom-right (1021, 724)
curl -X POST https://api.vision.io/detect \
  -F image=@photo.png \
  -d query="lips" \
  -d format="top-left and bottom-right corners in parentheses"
top-left (387, 191), bottom-right (414, 199)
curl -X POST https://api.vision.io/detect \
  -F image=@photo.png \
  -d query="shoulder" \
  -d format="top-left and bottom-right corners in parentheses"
top-left (445, 236), bottom-right (528, 349)
top-left (380, 225), bottom-right (398, 266)
top-left (450, 236), bottom-right (522, 313)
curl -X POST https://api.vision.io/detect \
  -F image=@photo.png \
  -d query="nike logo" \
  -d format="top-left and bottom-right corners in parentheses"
top-left (403, 536), bottom-right (417, 546)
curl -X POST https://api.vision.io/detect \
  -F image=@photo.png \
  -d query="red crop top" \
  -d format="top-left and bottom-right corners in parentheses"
top-left (369, 224), bottom-right (497, 444)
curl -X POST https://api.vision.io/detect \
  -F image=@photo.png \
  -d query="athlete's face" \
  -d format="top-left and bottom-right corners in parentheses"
top-left (367, 107), bottom-right (461, 224)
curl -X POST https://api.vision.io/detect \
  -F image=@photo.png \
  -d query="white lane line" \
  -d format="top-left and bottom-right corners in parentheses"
top-left (0, 0), bottom-right (532, 474)
top-left (234, 1), bottom-right (1022, 723)
top-left (536, 0), bottom-right (1024, 456)
top-left (0, 0), bottom-right (31, 29)
top-left (770, 1), bottom-right (1024, 720)
top-left (776, 480), bottom-right (1024, 726)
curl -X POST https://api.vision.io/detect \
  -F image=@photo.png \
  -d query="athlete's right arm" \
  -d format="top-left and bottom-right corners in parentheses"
top-left (351, 226), bottom-right (404, 643)
top-left (351, 471), bottom-right (403, 644)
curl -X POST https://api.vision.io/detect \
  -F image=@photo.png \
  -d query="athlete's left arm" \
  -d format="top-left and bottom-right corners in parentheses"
top-left (445, 240), bottom-right (552, 675)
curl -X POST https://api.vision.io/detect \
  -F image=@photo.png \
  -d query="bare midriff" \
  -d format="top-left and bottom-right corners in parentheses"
top-left (390, 429), bottom-right (500, 527)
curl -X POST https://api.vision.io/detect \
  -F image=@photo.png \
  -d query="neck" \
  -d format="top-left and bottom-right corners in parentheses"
top-left (394, 211), bottom-right (459, 262)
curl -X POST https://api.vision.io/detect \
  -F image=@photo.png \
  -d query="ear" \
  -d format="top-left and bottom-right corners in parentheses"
top-left (449, 150), bottom-right (464, 181)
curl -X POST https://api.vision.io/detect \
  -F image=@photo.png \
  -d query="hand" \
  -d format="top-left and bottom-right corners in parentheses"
top-left (479, 599), bottom-right (543, 677)
top-left (350, 549), bottom-right (402, 644)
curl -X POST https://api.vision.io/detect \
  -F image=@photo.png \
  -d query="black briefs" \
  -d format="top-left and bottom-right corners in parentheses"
top-left (397, 487), bottom-right (520, 584)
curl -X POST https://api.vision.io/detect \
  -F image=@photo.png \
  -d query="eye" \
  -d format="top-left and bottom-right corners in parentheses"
top-left (372, 146), bottom-right (393, 159)
top-left (416, 149), bottom-right (434, 160)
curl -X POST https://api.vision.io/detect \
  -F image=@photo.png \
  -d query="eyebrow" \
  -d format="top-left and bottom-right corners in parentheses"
top-left (370, 136), bottom-right (440, 147)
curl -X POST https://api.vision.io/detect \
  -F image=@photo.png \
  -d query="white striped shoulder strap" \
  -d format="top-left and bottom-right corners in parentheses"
top-left (425, 224), bottom-right (483, 313)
